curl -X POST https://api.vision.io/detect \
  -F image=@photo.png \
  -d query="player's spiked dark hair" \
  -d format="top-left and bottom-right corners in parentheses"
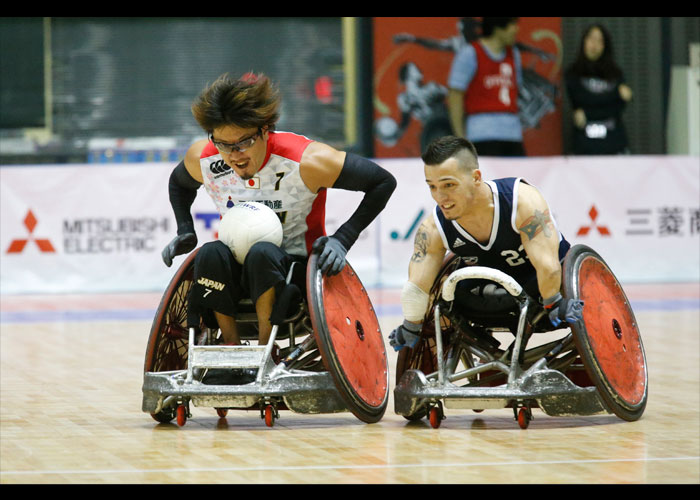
top-left (191, 72), bottom-right (280, 133)
top-left (422, 135), bottom-right (479, 171)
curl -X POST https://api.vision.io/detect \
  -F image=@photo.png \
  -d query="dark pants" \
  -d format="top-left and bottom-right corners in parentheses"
top-left (453, 279), bottom-right (519, 314)
top-left (187, 240), bottom-right (305, 328)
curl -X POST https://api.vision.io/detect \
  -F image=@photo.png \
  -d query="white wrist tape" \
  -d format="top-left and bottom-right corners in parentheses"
top-left (401, 281), bottom-right (429, 322)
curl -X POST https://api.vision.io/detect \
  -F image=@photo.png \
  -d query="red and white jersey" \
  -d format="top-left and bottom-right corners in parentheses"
top-left (464, 41), bottom-right (519, 115)
top-left (199, 131), bottom-right (326, 257)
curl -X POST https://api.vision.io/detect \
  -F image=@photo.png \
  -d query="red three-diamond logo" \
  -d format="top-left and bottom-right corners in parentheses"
top-left (576, 205), bottom-right (611, 236)
top-left (6, 210), bottom-right (56, 253)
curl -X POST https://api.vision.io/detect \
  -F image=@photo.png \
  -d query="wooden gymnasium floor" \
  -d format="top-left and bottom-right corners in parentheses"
top-left (1, 282), bottom-right (698, 484)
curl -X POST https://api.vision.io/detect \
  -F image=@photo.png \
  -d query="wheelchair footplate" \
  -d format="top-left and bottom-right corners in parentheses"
top-left (394, 247), bottom-right (647, 429)
top-left (142, 251), bottom-right (389, 427)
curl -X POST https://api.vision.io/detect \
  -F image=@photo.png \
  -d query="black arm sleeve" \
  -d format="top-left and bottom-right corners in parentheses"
top-left (330, 153), bottom-right (397, 250)
top-left (168, 160), bottom-right (202, 235)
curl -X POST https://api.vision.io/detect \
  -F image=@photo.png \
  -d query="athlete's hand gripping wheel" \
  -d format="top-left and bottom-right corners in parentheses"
top-left (543, 292), bottom-right (584, 327)
top-left (312, 236), bottom-right (348, 276)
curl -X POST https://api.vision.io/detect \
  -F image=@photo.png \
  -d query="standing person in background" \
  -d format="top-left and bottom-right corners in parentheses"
top-left (446, 17), bottom-right (525, 157)
top-left (565, 24), bottom-right (632, 155)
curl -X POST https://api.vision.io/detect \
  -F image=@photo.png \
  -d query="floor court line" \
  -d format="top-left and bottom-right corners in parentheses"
top-left (3, 456), bottom-right (698, 477)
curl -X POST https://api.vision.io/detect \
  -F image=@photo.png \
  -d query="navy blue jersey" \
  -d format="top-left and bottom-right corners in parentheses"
top-left (433, 177), bottom-right (570, 298)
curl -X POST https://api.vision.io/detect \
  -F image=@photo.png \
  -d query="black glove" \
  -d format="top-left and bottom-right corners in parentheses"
top-left (161, 233), bottom-right (197, 267)
top-left (389, 320), bottom-right (422, 351)
top-left (543, 292), bottom-right (584, 327)
top-left (312, 236), bottom-right (348, 276)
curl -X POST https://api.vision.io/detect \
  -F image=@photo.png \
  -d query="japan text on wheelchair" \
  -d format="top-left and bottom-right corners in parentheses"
top-left (142, 248), bottom-right (389, 427)
top-left (393, 244), bottom-right (648, 429)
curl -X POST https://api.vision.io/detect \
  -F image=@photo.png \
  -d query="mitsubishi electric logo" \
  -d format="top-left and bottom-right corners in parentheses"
top-left (5, 210), bottom-right (56, 254)
top-left (576, 205), bottom-right (611, 236)
top-left (4, 210), bottom-right (171, 255)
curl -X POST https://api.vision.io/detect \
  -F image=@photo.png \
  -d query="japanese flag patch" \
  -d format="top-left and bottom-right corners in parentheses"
top-left (245, 177), bottom-right (260, 189)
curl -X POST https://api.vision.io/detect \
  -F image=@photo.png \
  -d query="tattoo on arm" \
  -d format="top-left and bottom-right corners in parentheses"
top-left (411, 226), bottom-right (429, 263)
top-left (519, 209), bottom-right (553, 241)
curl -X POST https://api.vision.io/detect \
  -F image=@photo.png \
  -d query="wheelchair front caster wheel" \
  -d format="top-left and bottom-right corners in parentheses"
top-left (176, 405), bottom-right (188, 427)
top-left (215, 408), bottom-right (228, 418)
top-left (428, 402), bottom-right (444, 429)
top-left (263, 404), bottom-right (277, 427)
top-left (517, 407), bottom-right (532, 429)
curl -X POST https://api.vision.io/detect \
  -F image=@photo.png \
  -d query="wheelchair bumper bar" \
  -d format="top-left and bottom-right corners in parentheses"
top-left (142, 369), bottom-right (348, 415)
top-left (394, 367), bottom-right (608, 418)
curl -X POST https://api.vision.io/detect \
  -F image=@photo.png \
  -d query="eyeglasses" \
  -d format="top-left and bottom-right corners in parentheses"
top-left (209, 128), bottom-right (262, 154)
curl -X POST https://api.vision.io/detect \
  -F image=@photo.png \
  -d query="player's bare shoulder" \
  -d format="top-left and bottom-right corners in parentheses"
top-left (183, 139), bottom-right (209, 183)
top-left (515, 181), bottom-right (555, 242)
top-left (299, 141), bottom-right (345, 193)
top-left (412, 215), bottom-right (445, 264)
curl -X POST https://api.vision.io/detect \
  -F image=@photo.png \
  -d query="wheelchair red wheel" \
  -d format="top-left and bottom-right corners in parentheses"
top-left (216, 408), bottom-right (228, 418)
top-left (429, 402), bottom-right (444, 429)
top-left (563, 245), bottom-right (648, 421)
top-left (264, 405), bottom-right (275, 427)
top-left (176, 405), bottom-right (187, 427)
top-left (517, 408), bottom-right (531, 429)
top-left (307, 255), bottom-right (389, 423)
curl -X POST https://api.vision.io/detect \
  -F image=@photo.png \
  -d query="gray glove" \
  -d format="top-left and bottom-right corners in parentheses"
top-left (389, 320), bottom-right (422, 351)
top-left (544, 292), bottom-right (584, 327)
top-left (312, 236), bottom-right (348, 276)
top-left (161, 233), bottom-right (197, 267)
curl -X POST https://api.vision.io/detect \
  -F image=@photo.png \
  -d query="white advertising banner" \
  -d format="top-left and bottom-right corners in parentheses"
top-left (1, 156), bottom-right (698, 294)
top-left (1, 163), bottom-right (176, 293)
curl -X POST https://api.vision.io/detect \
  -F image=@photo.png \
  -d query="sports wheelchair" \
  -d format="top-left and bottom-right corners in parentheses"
top-left (394, 244), bottom-right (648, 429)
top-left (142, 247), bottom-right (389, 427)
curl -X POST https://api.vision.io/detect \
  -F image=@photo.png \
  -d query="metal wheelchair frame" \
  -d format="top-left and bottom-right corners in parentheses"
top-left (143, 250), bottom-right (390, 427)
top-left (394, 264), bottom-right (609, 429)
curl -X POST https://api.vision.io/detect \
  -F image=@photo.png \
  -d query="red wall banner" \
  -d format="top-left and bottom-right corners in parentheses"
top-left (372, 17), bottom-right (563, 158)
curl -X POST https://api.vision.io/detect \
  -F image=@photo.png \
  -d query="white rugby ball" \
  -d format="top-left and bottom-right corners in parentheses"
top-left (218, 201), bottom-right (283, 264)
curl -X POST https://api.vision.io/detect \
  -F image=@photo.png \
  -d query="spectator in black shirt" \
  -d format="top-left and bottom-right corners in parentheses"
top-left (565, 24), bottom-right (632, 155)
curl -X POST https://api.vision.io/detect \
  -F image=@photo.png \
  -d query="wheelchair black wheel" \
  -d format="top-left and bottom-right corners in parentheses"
top-left (307, 254), bottom-right (389, 423)
top-left (144, 249), bottom-right (201, 423)
top-left (563, 244), bottom-right (648, 421)
top-left (395, 345), bottom-right (434, 421)
top-left (150, 406), bottom-right (176, 424)
top-left (394, 253), bottom-right (461, 421)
